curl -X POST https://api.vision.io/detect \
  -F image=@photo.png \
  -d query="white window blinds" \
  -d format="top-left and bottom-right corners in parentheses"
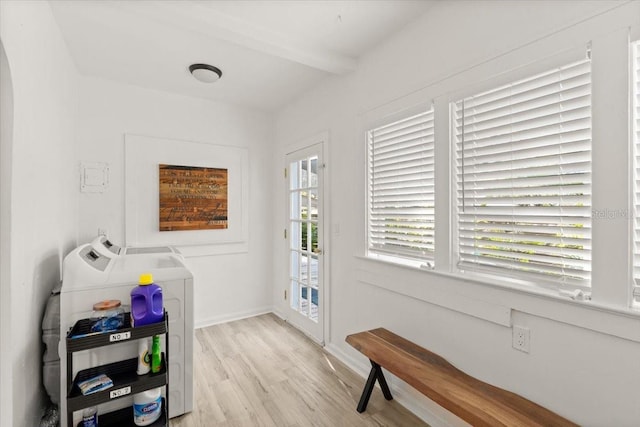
top-left (632, 41), bottom-right (640, 288)
top-left (453, 58), bottom-right (592, 285)
top-left (368, 108), bottom-right (435, 261)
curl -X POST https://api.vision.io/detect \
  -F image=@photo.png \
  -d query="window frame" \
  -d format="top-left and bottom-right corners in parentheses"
top-left (365, 102), bottom-right (436, 268)
top-left (439, 47), bottom-right (594, 291)
top-left (450, 55), bottom-right (593, 289)
top-left (631, 39), bottom-right (640, 300)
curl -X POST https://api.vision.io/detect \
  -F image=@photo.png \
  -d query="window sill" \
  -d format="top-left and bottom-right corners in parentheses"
top-left (365, 253), bottom-right (433, 270)
top-left (356, 255), bottom-right (640, 343)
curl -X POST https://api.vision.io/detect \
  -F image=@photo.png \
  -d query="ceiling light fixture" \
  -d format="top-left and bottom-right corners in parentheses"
top-left (189, 63), bottom-right (222, 83)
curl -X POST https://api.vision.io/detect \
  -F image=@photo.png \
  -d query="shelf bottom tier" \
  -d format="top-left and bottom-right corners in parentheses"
top-left (77, 398), bottom-right (167, 427)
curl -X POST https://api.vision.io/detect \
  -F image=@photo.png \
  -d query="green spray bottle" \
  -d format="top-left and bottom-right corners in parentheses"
top-left (151, 335), bottom-right (161, 373)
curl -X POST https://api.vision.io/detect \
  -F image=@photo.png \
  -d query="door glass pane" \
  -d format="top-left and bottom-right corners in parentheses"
top-left (300, 159), bottom-right (308, 188)
top-left (300, 222), bottom-right (308, 251)
top-left (310, 255), bottom-right (318, 287)
top-left (290, 222), bottom-right (301, 251)
top-left (289, 162), bottom-right (299, 190)
top-left (310, 288), bottom-right (318, 322)
top-left (309, 189), bottom-right (318, 220)
top-left (300, 285), bottom-right (309, 317)
top-left (290, 251), bottom-right (299, 280)
top-left (290, 280), bottom-right (299, 310)
top-left (310, 157), bottom-right (318, 188)
top-left (290, 191), bottom-right (301, 219)
top-left (300, 191), bottom-right (309, 220)
top-left (311, 223), bottom-right (318, 253)
top-left (300, 253), bottom-right (308, 283)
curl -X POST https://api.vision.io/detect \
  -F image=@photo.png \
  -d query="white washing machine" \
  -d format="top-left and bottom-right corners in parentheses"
top-left (59, 241), bottom-right (193, 426)
top-left (90, 235), bottom-right (183, 259)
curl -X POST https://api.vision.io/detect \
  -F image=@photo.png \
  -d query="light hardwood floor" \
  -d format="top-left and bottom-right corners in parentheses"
top-left (170, 314), bottom-right (428, 427)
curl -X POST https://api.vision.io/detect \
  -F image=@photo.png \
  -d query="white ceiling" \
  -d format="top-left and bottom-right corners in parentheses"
top-left (49, 0), bottom-right (434, 111)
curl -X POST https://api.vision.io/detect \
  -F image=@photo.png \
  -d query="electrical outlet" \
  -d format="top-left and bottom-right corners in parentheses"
top-left (512, 326), bottom-right (530, 353)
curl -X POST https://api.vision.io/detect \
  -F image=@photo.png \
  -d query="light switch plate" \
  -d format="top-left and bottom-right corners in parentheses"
top-left (81, 162), bottom-right (109, 193)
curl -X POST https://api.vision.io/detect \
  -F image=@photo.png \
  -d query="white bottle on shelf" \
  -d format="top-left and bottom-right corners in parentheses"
top-left (133, 388), bottom-right (162, 426)
top-left (136, 338), bottom-right (150, 375)
top-left (82, 406), bottom-right (98, 427)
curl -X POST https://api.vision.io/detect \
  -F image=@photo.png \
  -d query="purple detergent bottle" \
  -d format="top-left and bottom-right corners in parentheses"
top-left (131, 273), bottom-right (163, 327)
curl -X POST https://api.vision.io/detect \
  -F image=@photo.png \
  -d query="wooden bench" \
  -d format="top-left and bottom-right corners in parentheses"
top-left (346, 328), bottom-right (577, 427)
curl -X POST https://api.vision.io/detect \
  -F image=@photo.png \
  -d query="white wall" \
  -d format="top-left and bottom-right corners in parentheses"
top-left (0, 38), bottom-right (13, 427)
top-left (0, 2), bottom-right (79, 426)
top-left (76, 76), bottom-right (274, 327)
top-left (274, 1), bottom-right (640, 426)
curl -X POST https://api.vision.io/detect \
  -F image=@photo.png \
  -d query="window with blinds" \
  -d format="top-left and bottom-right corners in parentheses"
top-left (632, 41), bottom-right (640, 290)
top-left (453, 57), bottom-right (592, 285)
top-left (367, 108), bottom-right (435, 262)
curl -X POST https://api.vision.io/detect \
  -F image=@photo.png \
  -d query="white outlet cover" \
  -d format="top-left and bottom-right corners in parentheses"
top-left (512, 325), bottom-right (530, 353)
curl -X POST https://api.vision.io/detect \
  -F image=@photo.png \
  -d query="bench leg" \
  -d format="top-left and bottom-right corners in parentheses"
top-left (356, 360), bottom-right (394, 413)
top-left (375, 362), bottom-right (393, 401)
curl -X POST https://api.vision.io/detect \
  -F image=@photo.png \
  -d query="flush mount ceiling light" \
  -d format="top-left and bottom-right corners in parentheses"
top-left (189, 63), bottom-right (222, 83)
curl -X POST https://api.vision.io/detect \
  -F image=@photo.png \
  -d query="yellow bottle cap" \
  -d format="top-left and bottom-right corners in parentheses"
top-left (139, 273), bottom-right (154, 285)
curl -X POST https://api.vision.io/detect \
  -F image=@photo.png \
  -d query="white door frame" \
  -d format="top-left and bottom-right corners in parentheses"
top-left (0, 40), bottom-right (14, 425)
top-left (283, 132), bottom-right (330, 345)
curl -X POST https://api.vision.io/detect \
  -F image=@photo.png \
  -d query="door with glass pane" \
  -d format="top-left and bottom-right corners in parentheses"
top-left (286, 144), bottom-right (323, 343)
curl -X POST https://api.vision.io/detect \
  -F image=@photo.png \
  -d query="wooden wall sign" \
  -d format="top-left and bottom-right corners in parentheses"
top-left (159, 164), bottom-right (228, 231)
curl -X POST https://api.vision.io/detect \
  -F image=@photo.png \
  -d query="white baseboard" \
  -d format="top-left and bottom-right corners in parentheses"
top-left (324, 343), bottom-right (370, 377)
top-left (270, 308), bottom-right (325, 345)
top-left (324, 343), bottom-right (469, 427)
top-left (271, 306), bottom-right (286, 321)
top-left (195, 306), bottom-right (273, 329)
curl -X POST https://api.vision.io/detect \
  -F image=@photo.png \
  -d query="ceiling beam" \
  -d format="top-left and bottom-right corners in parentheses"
top-left (119, 1), bottom-right (357, 75)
